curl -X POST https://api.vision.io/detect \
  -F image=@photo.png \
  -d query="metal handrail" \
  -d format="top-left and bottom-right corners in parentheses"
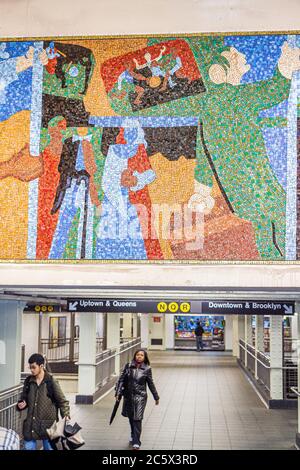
top-left (95, 348), bottom-right (117, 366)
top-left (0, 402), bottom-right (22, 413)
top-left (120, 338), bottom-right (141, 353)
top-left (240, 339), bottom-right (270, 360)
top-left (0, 384), bottom-right (23, 438)
top-left (0, 384), bottom-right (23, 397)
top-left (239, 341), bottom-right (271, 369)
top-left (76, 338), bottom-right (141, 367)
top-left (263, 337), bottom-right (299, 341)
top-left (290, 387), bottom-right (300, 397)
top-left (120, 336), bottom-right (135, 342)
top-left (77, 348), bottom-right (117, 367)
top-left (40, 337), bottom-right (71, 341)
top-left (239, 340), bottom-right (298, 370)
top-left (41, 336), bottom-right (103, 343)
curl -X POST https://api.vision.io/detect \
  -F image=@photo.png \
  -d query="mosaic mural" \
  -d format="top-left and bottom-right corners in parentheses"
top-left (0, 33), bottom-right (300, 261)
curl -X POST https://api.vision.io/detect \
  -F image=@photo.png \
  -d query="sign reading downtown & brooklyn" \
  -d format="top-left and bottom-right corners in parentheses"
top-left (201, 300), bottom-right (294, 315)
top-left (67, 299), bottom-right (295, 315)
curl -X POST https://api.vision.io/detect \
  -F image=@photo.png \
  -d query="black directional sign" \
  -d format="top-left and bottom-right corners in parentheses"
top-left (67, 299), bottom-right (294, 315)
top-left (201, 300), bottom-right (294, 316)
top-left (67, 299), bottom-right (192, 314)
top-left (23, 303), bottom-right (61, 313)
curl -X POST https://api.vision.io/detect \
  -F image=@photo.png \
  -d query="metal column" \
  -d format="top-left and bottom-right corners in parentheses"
top-left (76, 312), bottom-right (97, 404)
top-left (255, 315), bottom-right (264, 379)
top-left (122, 313), bottom-right (132, 339)
top-left (69, 312), bottom-right (75, 362)
top-left (235, 315), bottom-right (245, 359)
top-left (0, 301), bottom-right (24, 390)
top-left (232, 316), bottom-right (239, 357)
top-left (132, 314), bottom-right (138, 338)
top-left (296, 304), bottom-right (300, 448)
top-left (106, 313), bottom-right (120, 374)
top-left (244, 315), bottom-right (252, 367)
top-left (270, 315), bottom-right (283, 400)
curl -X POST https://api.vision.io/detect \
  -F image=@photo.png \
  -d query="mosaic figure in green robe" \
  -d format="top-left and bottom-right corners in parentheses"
top-left (141, 37), bottom-right (300, 259)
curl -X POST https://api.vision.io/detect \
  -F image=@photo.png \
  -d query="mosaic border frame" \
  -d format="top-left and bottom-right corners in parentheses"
top-left (1, 30), bottom-right (300, 266)
top-left (1, 30), bottom-right (300, 41)
top-left (1, 259), bottom-right (300, 265)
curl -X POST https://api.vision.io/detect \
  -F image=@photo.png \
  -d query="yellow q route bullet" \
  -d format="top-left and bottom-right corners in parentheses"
top-left (168, 302), bottom-right (179, 313)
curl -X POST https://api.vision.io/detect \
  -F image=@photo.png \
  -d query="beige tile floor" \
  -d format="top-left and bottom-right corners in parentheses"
top-left (68, 351), bottom-right (298, 450)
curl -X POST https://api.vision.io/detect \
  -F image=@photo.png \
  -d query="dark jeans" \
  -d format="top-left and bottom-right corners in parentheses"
top-left (196, 336), bottom-right (203, 351)
top-left (24, 439), bottom-right (53, 450)
top-left (129, 417), bottom-right (142, 446)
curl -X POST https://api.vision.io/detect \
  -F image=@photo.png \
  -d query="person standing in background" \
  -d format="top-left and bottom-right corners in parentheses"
top-left (195, 320), bottom-right (205, 351)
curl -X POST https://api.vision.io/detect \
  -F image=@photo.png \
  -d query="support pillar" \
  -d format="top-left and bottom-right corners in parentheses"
top-left (0, 301), bottom-right (23, 391)
top-left (38, 312), bottom-right (42, 354)
top-left (123, 313), bottom-right (132, 339)
top-left (106, 313), bottom-right (120, 374)
top-left (244, 315), bottom-right (252, 367)
top-left (232, 315), bottom-right (245, 358)
top-left (76, 312), bottom-right (97, 404)
top-left (232, 316), bottom-right (239, 357)
top-left (69, 312), bottom-right (75, 362)
top-left (224, 315), bottom-right (233, 351)
top-left (245, 315), bottom-right (252, 344)
top-left (136, 314), bottom-right (141, 338)
top-left (141, 314), bottom-right (149, 349)
top-left (239, 315), bottom-right (245, 361)
top-left (164, 314), bottom-right (174, 350)
top-left (270, 315), bottom-right (283, 401)
top-left (296, 304), bottom-right (300, 448)
top-left (255, 315), bottom-right (264, 379)
top-left (103, 314), bottom-right (107, 350)
top-left (132, 314), bottom-right (138, 338)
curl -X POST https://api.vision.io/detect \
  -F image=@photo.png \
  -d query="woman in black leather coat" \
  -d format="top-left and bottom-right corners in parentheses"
top-left (115, 349), bottom-right (159, 450)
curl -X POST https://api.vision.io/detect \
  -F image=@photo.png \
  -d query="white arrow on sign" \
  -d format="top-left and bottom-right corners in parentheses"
top-left (283, 304), bottom-right (293, 314)
top-left (69, 301), bottom-right (78, 311)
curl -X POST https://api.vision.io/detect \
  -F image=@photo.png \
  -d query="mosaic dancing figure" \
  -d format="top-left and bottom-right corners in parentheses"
top-left (95, 118), bottom-right (162, 259)
top-left (49, 127), bottom-right (101, 259)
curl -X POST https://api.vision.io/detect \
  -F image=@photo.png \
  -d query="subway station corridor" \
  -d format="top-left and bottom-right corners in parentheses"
top-left (69, 351), bottom-right (298, 450)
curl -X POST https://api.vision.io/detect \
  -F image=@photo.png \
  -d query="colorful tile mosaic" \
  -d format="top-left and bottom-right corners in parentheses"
top-left (0, 33), bottom-right (300, 261)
